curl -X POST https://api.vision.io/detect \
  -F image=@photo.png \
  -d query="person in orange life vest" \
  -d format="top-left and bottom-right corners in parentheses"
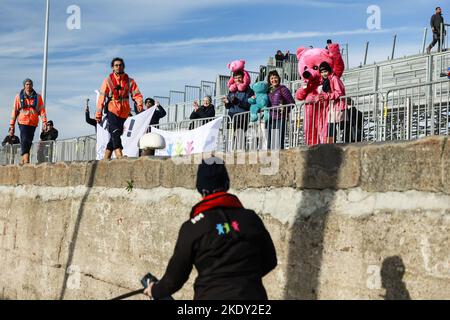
top-left (96, 57), bottom-right (143, 159)
top-left (9, 78), bottom-right (48, 165)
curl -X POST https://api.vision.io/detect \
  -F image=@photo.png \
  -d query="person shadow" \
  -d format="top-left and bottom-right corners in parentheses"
top-left (284, 144), bottom-right (343, 299)
top-left (380, 256), bottom-right (411, 300)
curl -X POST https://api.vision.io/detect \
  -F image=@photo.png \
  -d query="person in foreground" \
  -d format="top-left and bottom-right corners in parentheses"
top-left (144, 158), bottom-right (278, 300)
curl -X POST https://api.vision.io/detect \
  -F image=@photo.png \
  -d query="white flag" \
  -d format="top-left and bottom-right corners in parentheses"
top-left (96, 108), bottom-right (156, 159)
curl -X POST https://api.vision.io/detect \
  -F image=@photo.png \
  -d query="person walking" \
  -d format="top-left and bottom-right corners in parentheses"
top-left (9, 78), bottom-right (48, 164)
top-left (427, 7), bottom-right (446, 53)
top-left (96, 57), bottom-right (143, 159)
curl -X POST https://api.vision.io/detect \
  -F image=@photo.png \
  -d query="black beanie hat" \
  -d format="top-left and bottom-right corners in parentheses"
top-left (319, 61), bottom-right (332, 73)
top-left (196, 157), bottom-right (230, 196)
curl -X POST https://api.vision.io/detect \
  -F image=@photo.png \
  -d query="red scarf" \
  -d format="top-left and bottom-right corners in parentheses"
top-left (190, 192), bottom-right (244, 218)
top-left (109, 73), bottom-right (130, 101)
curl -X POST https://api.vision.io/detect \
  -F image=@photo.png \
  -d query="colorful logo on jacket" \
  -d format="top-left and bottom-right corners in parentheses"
top-left (216, 221), bottom-right (240, 235)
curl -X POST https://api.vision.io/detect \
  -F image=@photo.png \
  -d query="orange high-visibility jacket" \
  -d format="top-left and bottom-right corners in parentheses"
top-left (96, 73), bottom-right (143, 120)
top-left (10, 93), bottom-right (47, 128)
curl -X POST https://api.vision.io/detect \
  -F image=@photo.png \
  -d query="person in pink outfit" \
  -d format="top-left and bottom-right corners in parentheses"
top-left (317, 61), bottom-right (346, 144)
top-left (295, 43), bottom-right (345, 145)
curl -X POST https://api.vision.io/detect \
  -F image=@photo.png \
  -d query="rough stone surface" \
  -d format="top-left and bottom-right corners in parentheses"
top-left (360, 137), bottom-right (448, 193)
top-left (0, 138), bottom-right (449, 300)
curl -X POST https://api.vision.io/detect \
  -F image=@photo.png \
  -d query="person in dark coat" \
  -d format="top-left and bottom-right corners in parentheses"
top-left (2, 133), bottom-right (20, 164)
top-left (144, 158), bottom-right (277, 300)
top-left (189, 96), bottom-right (216, 129)
top-left (267, 70), bottom-right (295, 150)
top-left (144, 98), bottom-right (167, 128)
top-left (427, 7), bottom-right (446, 53)
top-left (85, 104), bottom-right (97, 129)
top-left (2, 133), bottom-right (20, 146)
top-left (40, 120), bottom-right (58, 141)
top-left (38, 120), bottom-right (58, 163)
top-left (223, 70), bottom-right (255, 150)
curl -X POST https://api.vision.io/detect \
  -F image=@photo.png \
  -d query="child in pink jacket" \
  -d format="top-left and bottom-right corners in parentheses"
top-left (317, 61), bottom-right (347, 143)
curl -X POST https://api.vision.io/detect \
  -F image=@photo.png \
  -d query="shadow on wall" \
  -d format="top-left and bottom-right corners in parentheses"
top-left (284, 144), bottom-right (343, 299)
top-left (59, 161), bottom-right (98, 300)
top-left (381, 256), bottom-right (411, 300)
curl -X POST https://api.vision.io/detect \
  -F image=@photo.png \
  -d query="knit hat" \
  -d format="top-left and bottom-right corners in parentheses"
top-left (319, 62), bottom-right (332, 73)
top-left (196, 157), bottom-right (230, 196)
top-left (23, 78), bottom-right (33, 87)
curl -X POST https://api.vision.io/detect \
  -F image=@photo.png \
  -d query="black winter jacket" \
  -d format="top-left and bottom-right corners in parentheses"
top-left (151, 192), bottom-right (277, 300)
top-left (431, 13), bottom-right (445, 34)
top-left (150, 105), bottom-right (167, 126)
top-left (189, 105), bottom-right (216, 120)
top-left (2, 135), bottom-right (20, 146)
top-left (40, 128), bottom-right (58, 141)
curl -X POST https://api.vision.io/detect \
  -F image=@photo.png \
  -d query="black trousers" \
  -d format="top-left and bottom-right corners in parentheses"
top-left (429, 32), bottom-right (444, 51)
top-left (19, 124), bottom-right (36, 156)
top-left (106, 111), bottom-right (126, 151)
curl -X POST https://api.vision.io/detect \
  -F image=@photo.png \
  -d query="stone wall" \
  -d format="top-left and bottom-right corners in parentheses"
top-left (0, 136), bottom-right (449, 300)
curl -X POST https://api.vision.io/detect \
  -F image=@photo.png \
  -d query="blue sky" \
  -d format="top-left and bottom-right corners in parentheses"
top-left (0, 0), bottom-right (447, 139)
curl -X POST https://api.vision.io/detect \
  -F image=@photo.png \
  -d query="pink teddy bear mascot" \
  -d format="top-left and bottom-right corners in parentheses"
top-left (295, 43), bottom-right (346, 145)
top-left (227, 60), bottom-right (251, 92)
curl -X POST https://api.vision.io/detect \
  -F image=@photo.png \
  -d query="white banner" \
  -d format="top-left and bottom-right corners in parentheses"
top-left (96, 107), bottom-right (155, 159)
top-left (152, 117), bottom-right (222, 157)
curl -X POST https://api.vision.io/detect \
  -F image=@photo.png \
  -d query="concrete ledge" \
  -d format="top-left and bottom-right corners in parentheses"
top-left (1, 137), bottom-right (447, 194)
top-left (360, 136), bottom-right (448, 193)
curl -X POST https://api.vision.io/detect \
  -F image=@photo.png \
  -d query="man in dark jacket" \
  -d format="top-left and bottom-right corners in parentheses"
top-left (144, 158), bottom-right (277, 300)
top-left (85, 103), bottom-right (97, 129)
top-left (427, 7), bottom-right (446, 53)
top-left (2, 133), bottom-right (20, 146)
top-left (223, 70), bottom-right (255, 150)
top-left (144, 98), bottom-right (167, 128)
top-left (40, 120), bottom-right (58, 141)
top-left (38, 120), bottom-right (58, 163)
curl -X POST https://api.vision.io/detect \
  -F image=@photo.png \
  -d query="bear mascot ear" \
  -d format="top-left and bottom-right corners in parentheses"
top-left (240, 60), bottom-right (246, 67)
top-left (227, 62), bottom-right (232, 69)
top-left (296, 47), bottom-right (306, 60)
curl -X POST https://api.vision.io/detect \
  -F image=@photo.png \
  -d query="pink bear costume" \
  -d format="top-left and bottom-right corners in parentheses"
top-left (227, 60), bottom-right (251, 92)
top-left (295, 43), bottom-right (346, 145)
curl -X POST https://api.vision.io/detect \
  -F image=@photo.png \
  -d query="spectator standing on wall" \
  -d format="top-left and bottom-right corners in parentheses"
top-left (189, 96), bottom-right (215, 129)
top-left (9, 78), bottom-right (48, 165)
top-left (2, 133), bottom-right (20, 146)
top-left (85, 99), bottom-right (97, 129)
top-left (2, 132), bottom-right (20, 165)
top-left (284, 50), bottom-right (291, 61)
top-left (96, 57), bottom-right (144, 159)
top-left (317, 62), bottom-right (347, 144)
top-left (275, 50), bottom-right (285, 67)
top-left (143, 98), bottom-right (167, 128)
top-left (40, 120), bottom-right (58, 141)
top-left (427, 7), bottom-right (446, 53)
top-left (143, 158), bottom-right (277, 300)
top-left (223, 70), bottom-right (255, 150)
top-left (267, 70), bottom-right (295, 150)
top-left (37, 120), bottom-right (58, 163)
